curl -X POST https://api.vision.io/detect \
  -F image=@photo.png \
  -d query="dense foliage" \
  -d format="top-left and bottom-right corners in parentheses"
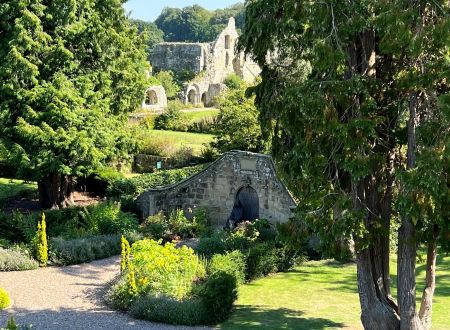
top-left (107, 165), bottom-right (204, 200)
top-left (49, 233), bottom-right (141, 266)
top-left (240, 1), bottom-right (450, 329)
top-left (141, 208), bottom-right (211, 241)
top-left (130, 19), bottom-right (164, 53)
top-left (0, 203), bottom-right (139, 246)
top-left (155, 3), bottom-right (244, 43)
top-left (211, 85), bottom-right (266, 153)
top-left (107, 238), bottom-right (239, 325)
top-left (0, 0), bottom-right (149, 208)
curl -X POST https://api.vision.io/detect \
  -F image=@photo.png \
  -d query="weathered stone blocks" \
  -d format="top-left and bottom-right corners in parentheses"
top-left (137, 151), bottom-right (297, 227)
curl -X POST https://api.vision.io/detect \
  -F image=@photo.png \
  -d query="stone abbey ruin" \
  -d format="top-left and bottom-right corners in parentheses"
top-left (138, 151), bottom-right (297, 227)
top-left (142, 17), bottom-right (261, 110)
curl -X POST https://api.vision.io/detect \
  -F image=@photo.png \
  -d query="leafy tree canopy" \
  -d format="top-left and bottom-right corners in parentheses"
top-left (0, 0), bottom-right (149, 208)
top-left (155, 3), bottom-right (244, 42)
top-left (240, 1), bottom-right (450, 329)
top-left (130, 19), bottom-right (164, 53)
top-left (211, 82), bottom-right (267, 154)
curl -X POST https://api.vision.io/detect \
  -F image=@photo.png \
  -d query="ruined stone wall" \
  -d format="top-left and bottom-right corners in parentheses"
top-left (137, 151), bottom-right (297, 227)
top-left (142, 85), bottom-right (167, 111)
top-left (208, 18), bottom-right (240, 84)
top-left (150, 43), bottom-right (208, 74)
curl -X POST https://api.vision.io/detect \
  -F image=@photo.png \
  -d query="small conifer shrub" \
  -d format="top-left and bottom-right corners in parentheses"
top-left (121, 235), bottom-right (131, 272)
top-left (36, 213), bottom-right (48, 266)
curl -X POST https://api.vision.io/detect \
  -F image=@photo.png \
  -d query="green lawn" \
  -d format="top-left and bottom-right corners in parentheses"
top-left (182, 108), bottom-right (219, 122)
top-left (146, 130), bottom-right (215, 155)
top-left (220, 255), bottom-right (450, 330)
top-left (0, 178), bottom-right (37, 204)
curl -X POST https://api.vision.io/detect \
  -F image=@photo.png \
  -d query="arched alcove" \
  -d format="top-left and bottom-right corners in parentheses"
top-left (145, 90), bottom-right (158, 105)
top-left (188, 89), bottom-right (196, 104)
top-left (228, 186), bottom-right (260, 226)
top-left (201, 93), bottom-right (207, 106)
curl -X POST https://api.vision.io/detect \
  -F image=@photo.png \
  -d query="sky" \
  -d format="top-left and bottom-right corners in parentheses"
top-left (123, 0), bottom-right (242, 22)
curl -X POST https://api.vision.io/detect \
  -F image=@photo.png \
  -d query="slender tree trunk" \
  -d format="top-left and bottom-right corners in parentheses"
top-left (418, 226), bottom-right (440, 330)
top-left (398, 94), bottom-right (422, 330)
top-left (38, 173), bottom-right (74, 209)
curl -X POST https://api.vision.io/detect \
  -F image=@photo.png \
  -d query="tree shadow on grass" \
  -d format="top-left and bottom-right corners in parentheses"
top-left (220, 306), bottom-right (346, 330)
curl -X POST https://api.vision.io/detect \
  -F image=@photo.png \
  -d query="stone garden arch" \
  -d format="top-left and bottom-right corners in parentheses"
top-left (145, 90), bottom-right (158, 105)
top-left (188, 89), bottom-right (196, 104)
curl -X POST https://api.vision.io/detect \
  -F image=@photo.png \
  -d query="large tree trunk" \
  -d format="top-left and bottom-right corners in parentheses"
top-left (347, 26), bottom-right (400, 329)
top-left (354, 179), bottom-right (400, 330)
top-left (38, 173), bottom-right (74, 209)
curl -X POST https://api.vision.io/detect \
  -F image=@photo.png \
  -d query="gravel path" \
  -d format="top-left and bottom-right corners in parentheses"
top-left (0, 257), bottom-right (211, 330)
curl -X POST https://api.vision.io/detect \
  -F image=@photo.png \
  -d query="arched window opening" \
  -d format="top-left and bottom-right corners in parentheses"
top-left (225, 35), bottom-right (231, 49)
top-left (201, 93), bottom-right (207, 106)
top-left (145, 90), bottom-right (158, 105)
top-left (188, 89), bottom-right (196, 104)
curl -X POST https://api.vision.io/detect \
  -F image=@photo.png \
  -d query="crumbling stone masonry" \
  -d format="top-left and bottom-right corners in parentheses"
top-left (150, 18), bottom-right (261, 107)
top-left (142, 85), bottom-right (167, 111)
top-left (137, 151), bottom-right (297, 227)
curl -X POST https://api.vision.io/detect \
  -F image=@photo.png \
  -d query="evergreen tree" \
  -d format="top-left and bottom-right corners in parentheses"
top-left (240, 1), bottom-right (450, 329)
top-left (0, 0), bottom-right (148, 208)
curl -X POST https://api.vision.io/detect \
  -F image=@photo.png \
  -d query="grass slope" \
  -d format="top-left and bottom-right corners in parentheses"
top-left (0, 178), bottom-right (37, 205)
top-left (220, 255), bottom-right (450, 330)
top-left (147, 130), bottom-right (215, 155)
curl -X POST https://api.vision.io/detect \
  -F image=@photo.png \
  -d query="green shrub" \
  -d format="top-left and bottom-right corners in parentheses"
top-left (107, 165), bottom-right (203, 199)
top-left (224, 73), bottom-right (244, 90)
top-left (140, 212), bottom-right (168, 239)
top-left (245, 242), bottom-right (281, 281)
top-left (195, 232), bottom-right (228, 258)
top-left (139, 133), bottom-right (177, 156)
top-left (35, 213), bottom-right (48, 267)
top-left (208, 250), bottom-right (246, 285)
top-left (0, 247), bottom-right (39, 271)
top-left (95, 167), bottom-right (125, 184)
top-left (129, 271), bottom-right (237, 326)
top-left (198, 271), bottom-right (238, 324)
top-left (131, 240), bottom-right (206, 300)
top-left (130, 294), bottom-right (206, 326)
top-left (141, 209), bottom-right (210, 240)
top-left (85, 202), bottom-right (139, 235)
top-left (106, 275), bottom-right (135, 311)
top-left (0, 211), bottom-right (37, 244)
top-left (154, 101), bottom-right (184, 131)
top-left (155, 71), bottom-right (180, 99)
top-left (0, 288), bottom-right (11, 309)
top-left (49, 234), bottom-right (142, 265)
top-left (171, 146), bottom-right (195, 167)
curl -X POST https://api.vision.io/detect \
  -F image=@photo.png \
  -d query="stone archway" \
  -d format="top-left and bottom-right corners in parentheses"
top-left (201, 93), bottom-right (207, 106)
top-left (229, 186), bottom-right (260, 226)
top-left (145, 90), bottom-right (158, 105)
top-left (188, 89), bottom-right (196, 104)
